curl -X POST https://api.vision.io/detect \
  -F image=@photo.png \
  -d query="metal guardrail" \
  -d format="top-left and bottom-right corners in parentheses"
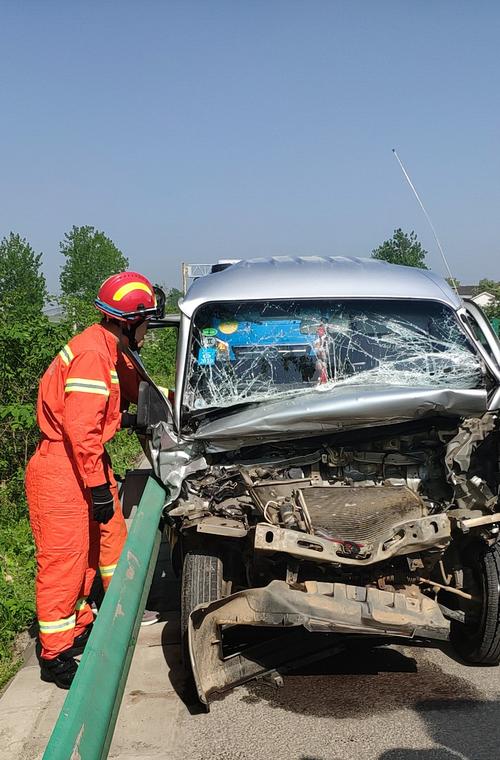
top-left (43, 477), bottom-right (167, 760)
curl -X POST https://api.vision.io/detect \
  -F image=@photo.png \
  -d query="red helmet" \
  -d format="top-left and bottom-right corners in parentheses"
top-left (95, 272), bottom-right (160, 323)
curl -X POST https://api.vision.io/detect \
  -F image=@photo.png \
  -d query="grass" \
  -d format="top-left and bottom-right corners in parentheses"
top-left (0, 493), bottom-right (36, 689)
top-left (106, 427), bottom-right (143, 478)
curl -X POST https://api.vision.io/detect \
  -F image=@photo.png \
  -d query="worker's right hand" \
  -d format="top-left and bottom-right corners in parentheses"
top-left (90, 484), bottom-right (115, 524)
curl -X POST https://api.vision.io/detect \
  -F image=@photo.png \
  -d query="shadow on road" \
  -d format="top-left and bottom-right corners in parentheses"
top-left (378, 697), bottom-right (500, 760)
top-left (239, 641), bottom-right (478, 720)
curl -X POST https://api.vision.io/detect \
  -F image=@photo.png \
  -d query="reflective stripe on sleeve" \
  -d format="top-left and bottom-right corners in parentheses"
top-left (39, 613), bottom-right (76, 634)
top-left (65, 378), bottom-right (110, 396)
top-left (110, 370), bottom-right (119, 384)
top-left (99, 563), bottom-right (117, 578)
top-left (59, 344), bottom-right (74, 366)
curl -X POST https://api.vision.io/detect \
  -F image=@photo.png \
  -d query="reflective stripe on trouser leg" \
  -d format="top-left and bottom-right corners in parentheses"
top-left (39, 614), bottom-right (76, 634)
top-left (25, 448), bottom-right (91, 660)
top-left (98, 483), bottom-right (127, 591)
top-left (99, 563), bottom-right (117, 590)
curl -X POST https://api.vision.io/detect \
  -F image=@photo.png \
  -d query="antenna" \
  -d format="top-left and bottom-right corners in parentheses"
top-left (392, 148), bottom-right (459, 293)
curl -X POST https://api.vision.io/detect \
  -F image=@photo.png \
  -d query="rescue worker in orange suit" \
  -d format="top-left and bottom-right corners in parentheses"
top-left (25, 271), bottom-right (162, 689)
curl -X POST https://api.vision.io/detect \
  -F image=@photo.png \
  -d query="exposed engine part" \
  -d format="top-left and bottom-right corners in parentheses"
top-left (445, 413), bottom-right (498, 510)
top-left (438, 604), bottom-right (465, 624)
top-left (279, 500), bottom-right (300, 530)
top-left (418, 576), bottom-right (475, 601)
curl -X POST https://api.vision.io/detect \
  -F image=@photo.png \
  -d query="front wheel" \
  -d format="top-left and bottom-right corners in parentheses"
top-left (450, 540), bottom-right (500, 665)
top-left (180, 550), bottom-right (225, 663)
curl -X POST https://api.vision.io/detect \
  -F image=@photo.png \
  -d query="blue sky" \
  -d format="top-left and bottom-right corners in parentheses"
top-left (1, 1), bottom-right (499, 293)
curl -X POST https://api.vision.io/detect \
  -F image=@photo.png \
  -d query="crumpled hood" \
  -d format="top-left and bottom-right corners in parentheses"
top-left (193, 385), bottom-right (488, 452)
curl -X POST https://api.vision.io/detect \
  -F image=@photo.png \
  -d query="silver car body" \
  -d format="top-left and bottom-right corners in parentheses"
top-left (138, 257), bottom-right (500, 705)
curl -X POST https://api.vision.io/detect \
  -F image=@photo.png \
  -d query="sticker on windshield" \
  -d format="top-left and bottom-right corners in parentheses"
top-left (198, 347), bottom-right (216, 365)
top-left (219, 322), bottom-right (238, 335)
top-left (202, 327), bottom-right (217, 337)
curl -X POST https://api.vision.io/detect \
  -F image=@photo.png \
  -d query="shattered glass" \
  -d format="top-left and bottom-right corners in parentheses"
top-left (185, 299), bottom-right (484, 411)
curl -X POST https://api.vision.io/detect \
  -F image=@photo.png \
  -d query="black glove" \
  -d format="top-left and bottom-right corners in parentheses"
top-left (90, 484), bottom-right (114, 524)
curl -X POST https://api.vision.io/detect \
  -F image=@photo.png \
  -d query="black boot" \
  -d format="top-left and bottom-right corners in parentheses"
top-left (40, 651), bottom-right (78, 689)
top-left (66, 623), bottom-right (93, 657)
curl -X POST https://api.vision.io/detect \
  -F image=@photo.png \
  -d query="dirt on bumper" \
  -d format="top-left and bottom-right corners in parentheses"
top-left (188, 579), bottom-right (449, 705)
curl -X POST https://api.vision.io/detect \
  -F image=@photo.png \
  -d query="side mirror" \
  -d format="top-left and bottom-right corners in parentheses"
top-left (136, 381), bottom-right (171, 430)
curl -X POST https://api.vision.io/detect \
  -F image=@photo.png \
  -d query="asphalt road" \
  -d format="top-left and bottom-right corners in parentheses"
top-left (134, 542), bottom-right (500, 760)
top-left (165, 638), bottom-right (500, 760)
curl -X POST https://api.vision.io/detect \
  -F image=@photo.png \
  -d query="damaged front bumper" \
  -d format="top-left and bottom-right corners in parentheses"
top-left (188, 579), bottom-right (449, 705)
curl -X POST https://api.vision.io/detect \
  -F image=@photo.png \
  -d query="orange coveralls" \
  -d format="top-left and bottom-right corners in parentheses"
top-left (25, 323), bottom-right (139, 659)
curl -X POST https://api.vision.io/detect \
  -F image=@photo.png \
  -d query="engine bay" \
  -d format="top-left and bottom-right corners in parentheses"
top-left (167, 416), bottom-right (499, 585)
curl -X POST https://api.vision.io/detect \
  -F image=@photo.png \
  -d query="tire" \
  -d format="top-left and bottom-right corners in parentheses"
top-left (180, 550), bottom-right (224, 663)
top-left (451, 541), bottom-right (500, 665)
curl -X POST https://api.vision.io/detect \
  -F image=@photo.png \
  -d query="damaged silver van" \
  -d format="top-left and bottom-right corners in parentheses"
top-left (135, 256), bottom-right (500, 706)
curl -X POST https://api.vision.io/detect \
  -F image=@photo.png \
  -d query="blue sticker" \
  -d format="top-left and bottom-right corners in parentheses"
top-left (198, 347), bottom-right (216, 366)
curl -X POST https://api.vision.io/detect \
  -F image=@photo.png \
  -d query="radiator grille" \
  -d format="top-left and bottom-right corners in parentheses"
top-left (301, 485), bottom-right (425, 544)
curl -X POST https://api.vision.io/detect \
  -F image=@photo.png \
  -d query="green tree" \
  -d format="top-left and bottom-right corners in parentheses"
top-left (60, 225), bottom-right (129, 300)
top-left (371, 228), bottom-right (429, 269)
top-left (475, 279), bottom-right (500, 320)
top-left (0, 232), bottom-right (56, 481)
top-left (166, 287), bottom-right (182, 312)
top-left (59, 225), bottom-right (129, 330)
top-left (0, 233), bottom-right (47, 316)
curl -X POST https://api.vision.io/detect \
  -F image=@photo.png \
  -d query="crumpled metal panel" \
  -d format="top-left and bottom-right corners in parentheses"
top-left (445, 413), bottom-right (498, 509)
top-left (188, 579), bottom-right (449, 704)
top-left (194, 386), bottom-right (487, 451)
top-left (254, 512), bottom-right (451, 566)
top-left (150, 422), bottom-right (207, 504)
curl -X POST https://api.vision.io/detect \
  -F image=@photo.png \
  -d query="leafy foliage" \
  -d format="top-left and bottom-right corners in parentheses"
top-left (59, 225), bottom-right (130, 330)
top-left (0, 235), bottom-right (59, 684)
top-left (141, 329), bottom-right (177, 389)
top-left (60, 225), bottom-right (128, 300)
top-left (372, 228), bottom-right (429, 269)
top-left (0, 316), bottom-right (69, 480)
top-left (0, 237), bottom-right (64, 482)
top-left (0, 233), bottom-right (47, 316)
top-left (474, 279), bottom-right (500, 320)
top-left (0, 515), bottom-right (36, 685)
top-left (166, 287), bottom-right (182, 311)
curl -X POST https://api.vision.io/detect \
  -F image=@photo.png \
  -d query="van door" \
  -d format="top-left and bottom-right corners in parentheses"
top-left (123, 314), bottom-right (181, 471)
top-left (461, 299), bottom-right (500, 410)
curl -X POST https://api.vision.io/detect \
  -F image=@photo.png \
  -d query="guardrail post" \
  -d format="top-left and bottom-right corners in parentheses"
top-left (43, 476), bottom-right (167, 760)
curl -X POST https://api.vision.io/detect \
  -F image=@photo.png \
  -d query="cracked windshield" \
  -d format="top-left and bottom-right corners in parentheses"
top-left (186, 299), bottom-right (483, 410)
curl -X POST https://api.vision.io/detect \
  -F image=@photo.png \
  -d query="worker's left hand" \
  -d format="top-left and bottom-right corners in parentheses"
top-left (90, 484), bottom-right (114, 524)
